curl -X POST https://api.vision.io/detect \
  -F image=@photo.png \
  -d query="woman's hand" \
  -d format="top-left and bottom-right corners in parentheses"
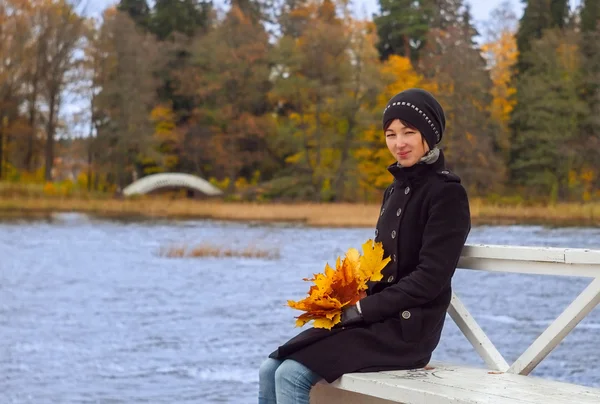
top-left (337, 305), bottom-right (364, 328)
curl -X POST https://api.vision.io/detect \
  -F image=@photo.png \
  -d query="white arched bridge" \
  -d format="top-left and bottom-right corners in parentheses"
top-left (122, 173), bottom-right (224, 197)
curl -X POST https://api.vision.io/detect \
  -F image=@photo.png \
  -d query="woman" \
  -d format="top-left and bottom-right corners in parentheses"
top-left (259, 88), bottom-right (471, 404)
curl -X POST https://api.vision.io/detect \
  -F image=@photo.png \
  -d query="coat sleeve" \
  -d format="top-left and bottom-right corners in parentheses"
top-left (359, 181), bottom-right (471, 324)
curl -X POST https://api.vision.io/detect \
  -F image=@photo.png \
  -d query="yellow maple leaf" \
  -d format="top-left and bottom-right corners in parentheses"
top-left (358, 239), bottom-right (390, 285)
top-left (288, 239), bottom-right (391, 330)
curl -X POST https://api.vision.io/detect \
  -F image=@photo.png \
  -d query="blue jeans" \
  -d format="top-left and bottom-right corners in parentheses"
top-left (258, 358), bottom-right (322, 404)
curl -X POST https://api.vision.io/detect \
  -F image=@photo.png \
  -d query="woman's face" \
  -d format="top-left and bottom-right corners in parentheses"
top-left (385, 119), bottom-right (430, 167)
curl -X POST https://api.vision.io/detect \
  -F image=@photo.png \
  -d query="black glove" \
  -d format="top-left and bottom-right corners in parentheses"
top-left (337, 304), bottom-right (364, 328)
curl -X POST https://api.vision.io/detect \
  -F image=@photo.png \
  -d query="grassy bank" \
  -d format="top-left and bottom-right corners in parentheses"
top-left (0, 195), bottom-right (599, 227)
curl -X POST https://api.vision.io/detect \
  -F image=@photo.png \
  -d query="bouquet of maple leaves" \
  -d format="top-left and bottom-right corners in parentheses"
top-left (287, 239), bottom-right (391, 330)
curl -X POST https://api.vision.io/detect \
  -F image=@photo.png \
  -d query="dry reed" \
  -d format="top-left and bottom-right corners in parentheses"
top-left (158, 242), bottom-right (280, 260)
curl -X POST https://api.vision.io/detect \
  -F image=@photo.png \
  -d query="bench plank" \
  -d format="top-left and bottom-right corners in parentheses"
top-left (311, 362), bottom-right (600, 404)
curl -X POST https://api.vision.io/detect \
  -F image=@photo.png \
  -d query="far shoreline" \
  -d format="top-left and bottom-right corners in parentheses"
top-left (0, 197), bottom-right (599, 228)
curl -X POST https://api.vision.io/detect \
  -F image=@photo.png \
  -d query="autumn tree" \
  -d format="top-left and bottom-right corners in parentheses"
top-left (269, 0), bottom-right (353, 200)
top-left (190, 4), bottom-right (272, 191)
top-left (20, 0), bottom-right (45, 174)
top-left (231, 0), bottom-right (268, 25)
top-left (0, 0), bottom-right (29, 178)
top-left (277, 0), bottom-right (310, 38)
top-left (93, 9), bottom-right (160, 189)
top-left (34, 0), bottom-right (86, 181)
top-left (331, 19), bottom-right (383, 201)
top-left (0, 0), bottom-right (85, 181)
top-left (81, 17), bottom-right (106, 190)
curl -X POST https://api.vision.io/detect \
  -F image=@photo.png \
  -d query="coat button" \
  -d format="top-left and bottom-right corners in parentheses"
top-left (391, 230), bottom-right (396, 239)
top-left (405, 187), bottom-right (410, 195)
top-left (375, 229), bottom-right (379, 237)
top-left (396, 208), bottom-right (402, 216)
top-left (380, 208), bottom-right (385, 216)
top-left (441, 170), bottom-right (449, 174)
top-left (401, 310), bottom-right (411, 320)
top-left (387, 275), bottom-right (394, 282)
top-left (392, 254), bottom-right (396, 262)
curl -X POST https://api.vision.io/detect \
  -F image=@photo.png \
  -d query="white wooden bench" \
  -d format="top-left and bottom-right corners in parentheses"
top-left (310, 244), bottom-right (600, 403)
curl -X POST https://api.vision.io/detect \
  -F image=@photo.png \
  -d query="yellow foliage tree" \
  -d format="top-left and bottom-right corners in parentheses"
top-left (481, 30), bottom-right (518, 155)
top-left (148, 104), bottom-right (179, 173)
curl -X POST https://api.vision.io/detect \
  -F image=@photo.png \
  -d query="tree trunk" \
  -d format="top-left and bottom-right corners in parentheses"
top-left (87, 139), bottom-right (93, 192)
top-left (334, 117), bottom-right (355, 201)
top-left (0, 124), bottom-right (4, 180)
top-left (313, 96), bottom-right (323, 201)
top-left (94, 170), bottom-right (99, 191)
top-left (44, 96), bottom-right (57, 182)
top-left (25, 80), bottom-right (39, 172)
top-left (403, 35), bottom-right (411, 59)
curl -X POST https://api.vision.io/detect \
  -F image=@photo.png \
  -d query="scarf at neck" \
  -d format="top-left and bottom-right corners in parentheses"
top-left (418, 147), bottom-right (440, 165)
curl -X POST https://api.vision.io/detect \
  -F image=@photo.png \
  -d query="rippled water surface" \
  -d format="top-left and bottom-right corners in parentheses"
top-left (1, 214), bottom-right (599, 403)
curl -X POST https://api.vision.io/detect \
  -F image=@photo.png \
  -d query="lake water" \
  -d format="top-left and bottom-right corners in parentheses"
top-left (1, 214), bottom-right (599, 403)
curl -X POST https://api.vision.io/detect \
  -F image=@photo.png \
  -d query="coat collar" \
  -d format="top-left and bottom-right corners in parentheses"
top-left (387, 149), bottom-right (446, 186)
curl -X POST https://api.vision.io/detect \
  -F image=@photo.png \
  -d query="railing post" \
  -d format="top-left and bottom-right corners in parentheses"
top-left (448, 294), bottom-right (509, 372)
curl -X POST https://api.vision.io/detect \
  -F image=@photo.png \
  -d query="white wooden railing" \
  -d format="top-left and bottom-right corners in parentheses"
top-left (310, 244), bottom-right (600, 404)
top-left (453, 244), bottom-right (600, 375)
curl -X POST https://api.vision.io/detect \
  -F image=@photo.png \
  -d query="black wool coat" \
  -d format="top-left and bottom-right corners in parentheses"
top-left (269, 150), bottom-right (471, 383)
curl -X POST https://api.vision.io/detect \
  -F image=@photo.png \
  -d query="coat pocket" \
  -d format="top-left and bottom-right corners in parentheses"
top-left (399, 307), bottom-right (424, 343)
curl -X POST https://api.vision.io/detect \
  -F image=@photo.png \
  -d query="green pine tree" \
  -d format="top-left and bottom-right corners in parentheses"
top-left (418, 3), bottom-right (505, 193)
top-left (581, 0), bottom-right (600, 32)
top-left (149, 0), bottom-right (214, 124)
top-left (515, 0), bottom-right (569, 75)
top-left (374, 0), bottom-right (433, 61)
top-left (117, 0), bottom-right (151, 29)
top-left (578, 0), bottom-right (600, 189)
top-left (509, 29), bottom-right (587, 199)
top-left (151, 0), bottom-right (212, 40)
top-left (551, 0), bottom-right (569, 28)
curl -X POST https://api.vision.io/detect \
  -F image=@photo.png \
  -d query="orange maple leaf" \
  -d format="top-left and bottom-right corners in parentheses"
top-left (288, 239), bottom-right (391, 330)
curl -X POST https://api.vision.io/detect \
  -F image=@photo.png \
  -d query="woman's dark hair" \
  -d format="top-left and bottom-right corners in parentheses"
top-left (383, 119), bottom-right (419, 132)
